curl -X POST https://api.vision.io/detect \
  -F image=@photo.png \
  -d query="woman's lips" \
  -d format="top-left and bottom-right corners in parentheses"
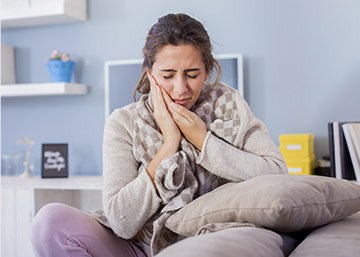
top-left (174, 98), bottom-right (191, 106)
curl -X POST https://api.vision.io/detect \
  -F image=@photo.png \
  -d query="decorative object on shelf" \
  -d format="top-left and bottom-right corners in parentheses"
top-left (47, 50), bottom-right (75, 82)
top-left (1, 44), bottom-right (16, 84)
top-left (17, 137), bottom-right (35, 178)
top-left (315, 155), bottom-right (331, 177)
top-left (1, 152), bottom-right (24, 176)
top-left (41, 143), bottom-right (68, 178)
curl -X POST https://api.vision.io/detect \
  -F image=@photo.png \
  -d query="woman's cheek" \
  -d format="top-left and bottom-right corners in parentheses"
top-left (159, 82), bottom-right (172, 95)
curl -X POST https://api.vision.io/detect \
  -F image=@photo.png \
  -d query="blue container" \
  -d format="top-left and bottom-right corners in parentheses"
top-left (48, 60), bottom-right (75, 82)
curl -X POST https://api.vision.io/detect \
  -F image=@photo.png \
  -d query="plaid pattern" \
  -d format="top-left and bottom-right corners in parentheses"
top-left (132, 82), bottom-right (242, 255)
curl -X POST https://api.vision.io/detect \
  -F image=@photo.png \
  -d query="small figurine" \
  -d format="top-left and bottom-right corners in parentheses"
top-left (17, 137), bottom-right (34, 178)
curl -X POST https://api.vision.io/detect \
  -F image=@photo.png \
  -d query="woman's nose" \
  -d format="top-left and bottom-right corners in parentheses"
top-left (173, 76), bottom-right (188, 95)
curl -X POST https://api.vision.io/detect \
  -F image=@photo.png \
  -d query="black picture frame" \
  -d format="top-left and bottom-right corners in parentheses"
top-left (41, 143), bottom-right (68, 178)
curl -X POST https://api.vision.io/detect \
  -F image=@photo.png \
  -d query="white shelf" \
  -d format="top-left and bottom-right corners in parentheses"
top-left (1, 82), bottom-right (88, 97)
top-left (1, 0), bottom-right (87, 29)
top-left (1, 175), bottom-right (102, 190)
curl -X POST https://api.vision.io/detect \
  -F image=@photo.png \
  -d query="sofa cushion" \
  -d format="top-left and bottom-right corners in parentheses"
top-left (288, 212), bottom-right (360, 257)
top-left (165, 174), bottom-right (360, 236)
top-left (155, 226), bottom-right (285, 257)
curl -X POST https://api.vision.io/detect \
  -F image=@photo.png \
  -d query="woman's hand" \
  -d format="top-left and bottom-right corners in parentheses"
top-left (146, 71), bottom-right (182, 184)
top-left (147, 70), bottom-right (181, 152)
top-left (162, 92), bottom-right (208, 150)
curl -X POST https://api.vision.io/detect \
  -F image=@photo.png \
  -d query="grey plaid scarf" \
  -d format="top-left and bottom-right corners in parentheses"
top-left (132, 82), bottom-right (242, 255)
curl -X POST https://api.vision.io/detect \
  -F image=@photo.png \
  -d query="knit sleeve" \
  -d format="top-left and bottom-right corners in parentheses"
top-left (102, 108), bottom-right (162, 239)
top-left (196, 92), bottom-right (287, 181)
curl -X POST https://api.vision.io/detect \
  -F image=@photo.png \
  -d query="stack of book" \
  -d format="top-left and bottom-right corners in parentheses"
top-left (328, 121), bottom-right (360, 182)
top-left (279, 134), bottom-right (315, 175)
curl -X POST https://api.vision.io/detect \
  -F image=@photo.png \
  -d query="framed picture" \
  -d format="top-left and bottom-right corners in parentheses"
top-left (41, 143), bottom-right (68, 178)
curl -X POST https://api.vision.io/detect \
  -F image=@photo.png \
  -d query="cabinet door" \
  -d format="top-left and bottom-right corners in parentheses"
top-left (16, 188), bottom-right (35, 257)
top-left (1, 187), bottom-right (35, 257)
top-left (1, 188), bottom-right (16, 257)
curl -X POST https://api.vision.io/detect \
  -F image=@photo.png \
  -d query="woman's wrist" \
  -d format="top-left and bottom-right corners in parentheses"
top-left (192, 130), bottom-right (207, 150)
top-left (146, 143), bottom-right (179, 181)
top-left (161, 140), bottom-right (180, 155)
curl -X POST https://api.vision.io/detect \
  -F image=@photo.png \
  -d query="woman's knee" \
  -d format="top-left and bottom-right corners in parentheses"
top-left (31, 203), bottom-right (74, 247)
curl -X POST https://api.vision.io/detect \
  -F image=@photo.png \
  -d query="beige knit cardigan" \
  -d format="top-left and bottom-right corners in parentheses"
top-left (90, 82), bottom-right (287, 256)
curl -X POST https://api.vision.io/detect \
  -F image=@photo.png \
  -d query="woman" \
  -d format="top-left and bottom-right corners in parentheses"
top-left (31, 13), bottom-right (287, 257)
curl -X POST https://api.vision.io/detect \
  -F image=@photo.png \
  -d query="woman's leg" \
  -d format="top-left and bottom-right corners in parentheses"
top-left (31, 203), bottom-right (147, 257)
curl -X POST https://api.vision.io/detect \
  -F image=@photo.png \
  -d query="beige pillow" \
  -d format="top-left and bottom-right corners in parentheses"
top-left (165, 174), bottom-right (360, 237)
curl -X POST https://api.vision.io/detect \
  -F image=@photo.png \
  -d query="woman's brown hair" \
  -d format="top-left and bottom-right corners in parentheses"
top-left (133, 13), bottom-right (221, 101)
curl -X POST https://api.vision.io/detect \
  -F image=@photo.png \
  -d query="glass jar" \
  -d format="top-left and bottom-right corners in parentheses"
top-left (1, 152), bottom-right (24, 176)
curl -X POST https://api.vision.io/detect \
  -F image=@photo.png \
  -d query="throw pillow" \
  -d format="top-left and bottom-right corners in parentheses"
top-left (165, 174), bottom-right (360, 236)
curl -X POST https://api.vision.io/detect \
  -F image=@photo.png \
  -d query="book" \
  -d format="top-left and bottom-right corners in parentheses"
top-left (327, 122), bottom-right (336, 177)
top-left (338, 122), bottom-right (356, 180)
top-left (332, 122), bottom-right (343, 179)
top-left (342, 123), bottom-right (360, 182)
top-left (328, 121), bottom-right (357, 180)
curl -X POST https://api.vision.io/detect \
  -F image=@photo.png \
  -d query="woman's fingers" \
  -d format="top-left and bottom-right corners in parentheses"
top-left (147, 70), bottom-right (165, 111)
top-left (168, 102), bottom-right (192, 123)
top-left (168, 102), bottom-right (207, 150)
top-left (147, 69), bottom-right (159, 86)
top-left (161, 87), bottom-right (176, 109)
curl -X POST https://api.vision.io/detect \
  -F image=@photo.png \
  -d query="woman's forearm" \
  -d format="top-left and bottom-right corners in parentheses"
top-left (197, 132), bottom-right (287, 181)
top-left (146, 143), bottom-right (179, 182)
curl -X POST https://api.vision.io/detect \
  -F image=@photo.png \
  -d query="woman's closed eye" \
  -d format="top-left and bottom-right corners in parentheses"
top-left (161, 70), bottom-right (201, 80)
top-left (163, 74), bottom-right (174, 79)
top-left (187, 74), bottom-right (199, 79)
top-left (162, 74), bottom-right (198, 79)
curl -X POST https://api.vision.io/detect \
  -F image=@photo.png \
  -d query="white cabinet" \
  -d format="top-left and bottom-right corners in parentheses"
top-left (1, 0), bottom-right (87, 29)
top-left (1, 176), bottom-right (102, 257)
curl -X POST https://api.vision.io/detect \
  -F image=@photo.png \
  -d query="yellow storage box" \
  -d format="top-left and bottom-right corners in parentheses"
top-left (284, 156), bottom-right (315, 175)
top-left (279, 133), bottom-right (314, 158)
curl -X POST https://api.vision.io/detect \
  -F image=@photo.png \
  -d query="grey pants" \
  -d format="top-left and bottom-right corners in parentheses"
top-left (30, 203), bottom-right (147, 257)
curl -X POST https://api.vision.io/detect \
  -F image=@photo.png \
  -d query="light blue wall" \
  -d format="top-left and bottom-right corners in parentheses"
top-left (2, 0), bottom-right (360, 176)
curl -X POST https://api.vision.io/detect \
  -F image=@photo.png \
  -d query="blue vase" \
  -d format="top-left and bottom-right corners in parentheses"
top-left (48, 60), bottom-right (75, 82)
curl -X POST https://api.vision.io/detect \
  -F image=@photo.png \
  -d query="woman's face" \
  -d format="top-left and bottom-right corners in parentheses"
top-left (151, 44), bottom-right (208, 109)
